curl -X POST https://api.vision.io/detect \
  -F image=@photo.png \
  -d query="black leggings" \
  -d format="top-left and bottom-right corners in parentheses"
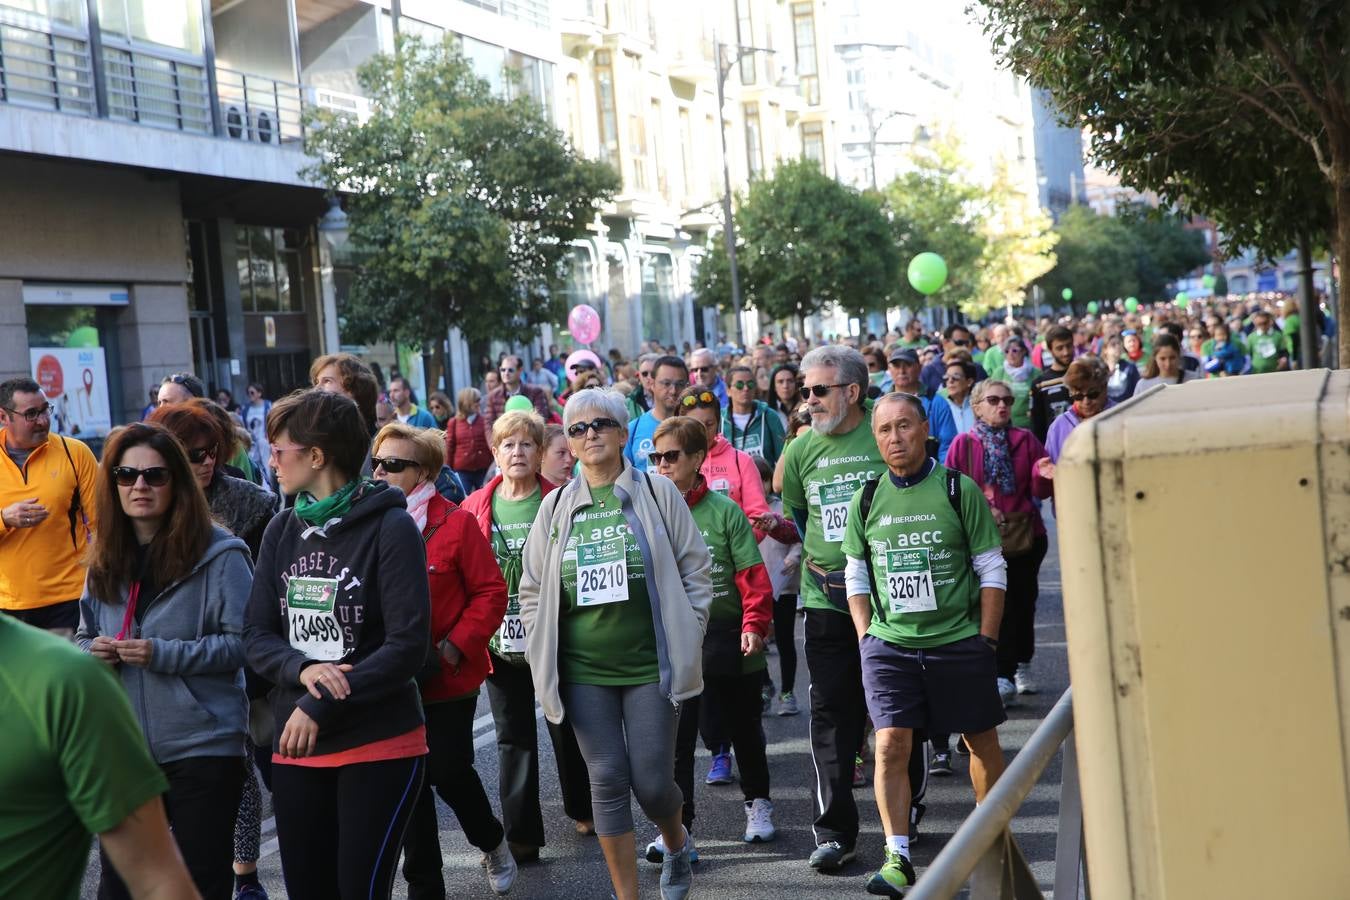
top-left (676, 670), bottom-right (772, 830)
top-left (271, 754), bottom-right (426, 900)
top-left (999, 534), bottom-right (1049, 679)
top-left (773, 593), bottom-right (799, 691)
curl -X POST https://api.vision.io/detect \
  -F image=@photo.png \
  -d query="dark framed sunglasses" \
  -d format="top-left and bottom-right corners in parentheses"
top-left (186, 445), bottom-right (217, 464)
top-left (647, 449), bottom-right (685, 467)
top-left (729, 380), bottom-right (755, 390)
top-left (3, 402), bottom-right (51, 422)
top-left (566, 417), bottom-right (621, 438)
top-left (799, 383), bottom-right (846, 400)
top-left (1070, 389), bottom-right (1105, 402)
top-left (680, 391), bottom-right (718, 409)
top-left (499, 366), bottom-right (517, 375)
top-left (372, 456), bottom-right (421, 474)
top-left (112, 466), bottom-right (170, 487)
top-left (951, 338), bottom-right (972, 347)
top-left (983, 395), bottom-right (1014, 407)
top-left (689, 365), bottom-right (716, 374)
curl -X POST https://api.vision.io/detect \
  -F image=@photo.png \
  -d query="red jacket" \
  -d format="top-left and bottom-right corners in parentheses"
top-left (444, 415), bottom-right (493, 472)
top-left (460, 472), bottom-right (559, 542)
top-left (420, 492), bottom-right (508, 703)
top-left (684, 477), bottom-right (773, 639)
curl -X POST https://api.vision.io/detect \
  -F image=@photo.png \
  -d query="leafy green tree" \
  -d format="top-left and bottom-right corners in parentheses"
top-left (971, 163), bottom-right (1058, 317)
top-left (1118, 206), bottom-right (1212, 301)
top-left (980, 0), bottom-right (1349, 360)
top-left (304, 37), bottom-right (618, 350)
top-left (1037, 207), bottom-right (1140, 310)
top-left (694, 160), bottom-right (899, 325)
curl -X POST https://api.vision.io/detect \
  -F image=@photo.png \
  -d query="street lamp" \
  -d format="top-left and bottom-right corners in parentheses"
top-left (864, 106), bottom-right (916, 192)
top-left (713, 31), bottom-right (774, 350)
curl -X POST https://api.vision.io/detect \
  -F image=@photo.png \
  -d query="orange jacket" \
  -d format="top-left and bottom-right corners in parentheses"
top-left (0, 431), bottom-right (99, 610)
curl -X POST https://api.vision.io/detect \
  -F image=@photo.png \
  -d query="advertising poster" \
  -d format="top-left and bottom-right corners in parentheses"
top-left (30, 348), bottom-right (113, 438)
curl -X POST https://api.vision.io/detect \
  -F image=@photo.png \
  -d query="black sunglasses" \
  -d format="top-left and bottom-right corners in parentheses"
top-left (186, 445), bottom-right (217, 464)
top-left (1070, 389), bottom-right (1105, 402)
top-left (372, 456), bottom-right (421, 474)
top-left (3, 402), bottom-right (51, 422)
top-left (648, 449), bottom-right (685, 466)
top-left (566, 417), bottom-right (621, 438)
top-left (799, 383), bottom-right (846, 400)
top-left (112, 466), bottom-right (170, 487)
top-left (690, 365), bottom-right (716, 374)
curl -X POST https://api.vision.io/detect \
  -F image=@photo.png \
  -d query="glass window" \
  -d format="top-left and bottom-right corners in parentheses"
top-left (735, 0), bottom-right (755, 85)
top-left (801, 121), bottom-right (824, 170)
top-left (235, 225), bottom-right (254, 311)
top-left (792, 3), bottom-right (816, 77)
top-left (626, 53), bottom-right (646, 190)
top-left (249, 227), bottom-right (278, 312)
top-left (641, 253), bottom-right (675, 345)
top-left (3, 0), bottom-right (84, 26)
top-left (98, 0), bottom-right (203, 53)
top-left (679, 107), bottom-right (693, 202)
top-left (508, 51), bottom-right (554, 115)
top-left (743, 102), bottom-right (762, 179)
top-left (594, 50), bottom-right (619, 165)
top-left (460, 34), bottom-right (506, 95)
top-left (650, 99), bottom-right (665, 197)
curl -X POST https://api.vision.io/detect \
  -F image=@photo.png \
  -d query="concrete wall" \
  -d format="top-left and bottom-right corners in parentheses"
top-left (213, 0), bottom-right (299, 84)
top-left (115, 285), bottom-right (193, 424)
top-left (0, 280), bottom-right (26, 381)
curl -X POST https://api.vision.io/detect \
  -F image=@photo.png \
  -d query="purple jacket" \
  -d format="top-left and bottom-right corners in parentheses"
top-left (946, 428), bottom-right (1054, 537)
top-left (1044, 401), bottom-right (1117, 464)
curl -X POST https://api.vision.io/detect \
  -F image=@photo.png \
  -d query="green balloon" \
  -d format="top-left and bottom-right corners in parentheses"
top-left (66, 325), bottom-right (99, 348)
top-left (907, 252), bottom-right (948, 295)
top-left (1086, 301), bottom-right (1099, 315)
top-left (1201, 273), bottom-right (1217, 290)
top-left (1061, 288), bottom-right (1073, 301)
top-left (1175, 291), bottom-right (1190, 308)
top-left (1124, 297), bottom-right (1140, 313)
top-left (503, 395), bottom-right (534, 413)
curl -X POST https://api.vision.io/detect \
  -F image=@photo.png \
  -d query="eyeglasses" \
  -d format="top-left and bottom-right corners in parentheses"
top-left (372, 456), bottom-right (421, 474)
top-left (951, 339), bottom-right (972, 347)
top-left (186, 445), bottom-right (218, 464)
top-left (944, 375), bottom-right (968, 384)
top-left (638, 370), bottom-right (653, 379)
top-left (680, 391), bottom-right (718, 409)
top-left (499, 367), bottom-right (517, 375)
top-left (983, 396), bottom-right (1014, 407)
top-left (690, 365), bottom-right (716, 374)
top-left (647, 449), bottom-right (686, 466)
top-left (268, 444), bottom-right (309, 462)
top-left (3, 402), bottom-right (51, 422)
top-left (1070, 389), bottom-right (1105, 402)
top-left (730, 380), bottom-right (755, 390)
top-left (799, 383), bottom-right (847, 400)
top-left (112, 466), bottom-right (170, 487)
top-left (566, 417), bottom-right (621, 438)
top-left (656, 378), bottom-right (688, 390)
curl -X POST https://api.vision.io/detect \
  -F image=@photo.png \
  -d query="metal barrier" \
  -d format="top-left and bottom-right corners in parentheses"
top-left (104, 45), bottom-right (211, 134)
top-left (908, 688), bottom-right (1087, 900)
top-left (0, 14), bottom-right (94, 115)
top-left (216, 68), bottom-right (305, 145)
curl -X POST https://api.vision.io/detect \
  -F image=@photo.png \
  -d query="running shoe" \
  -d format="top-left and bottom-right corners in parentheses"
top-left (761, 682), bottom-right (774, 715)
top-left (233, 885), bottom-right (269, 900)
top-left (706, 751), bottom-right (735, 785)
top-left (866, 848), bottom-right (917, 897)
top-left (1015, 663), bottom-right (1038, 695)
top-left (645, 830), bottom-right (699, 864)
top-left (807, 840), bottom-right (856, 871)
top-left (852, 753), bottom-right (868, 787)
top-left (659, 827), bottom-right (694, 900)
top-left (928, 751), bottom-right (953, 776)
top-left (776, 691), bottom-right (800, 716)
top-left (997, 677), bottom-right (1018, 708)
top-left (483, 839), bottom-right (518, 894)
top-left (743, 798), bottom-right (776, 842)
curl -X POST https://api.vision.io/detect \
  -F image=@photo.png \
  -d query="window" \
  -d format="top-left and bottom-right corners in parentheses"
top-left (846, 59), bottom-right (865, 111)
top-left (743, 102), bottom-right (763, 179)
top-left (734, 0), bottom-right (755, 85)
top-left (641, 253), bottom-right (676, 345)
top-left (508, 51), bottom-right (554, 114)
top-left (801, 121), bottom-right (824, 170)
top-left (236, 226), bottom-right (305, 314)
top-left (593, 50), bottom-right (619, 165)
top-left (460, 34), bottom-right (507, 95)
top-left (565, 73), bottom-right (582, 145)
top-left (98, 0), bottom-right (202, 53)
top-left (792, 2), bottom-right (818, 105)
top-left (706, 114), bottom-right (720, 198)
top-left (679, 107), bottom-right (693, 201)
top-left (627, 54), bottom-right (647, 190)
top-left (650, 99), bottom-right (666, 197)
top-left (6, 0), bottom-right (84, 26)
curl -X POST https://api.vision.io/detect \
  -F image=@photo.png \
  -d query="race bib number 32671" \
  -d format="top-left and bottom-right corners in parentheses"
top-left (286, 576), bottom-right (345, 661)
top-left (885, 548), bottom-right (938, 615)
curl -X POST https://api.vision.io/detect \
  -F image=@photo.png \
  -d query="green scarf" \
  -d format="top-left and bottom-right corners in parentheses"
top-left (295, 479), bottom-right (363, 526)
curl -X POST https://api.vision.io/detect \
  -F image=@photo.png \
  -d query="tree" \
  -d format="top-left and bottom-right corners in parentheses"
top-left (1118, 206), bottom-right (1212, 301)
top-left (694, 160), bottom-right (899, 324)
top-left (971, 163), bottom-right (1059, 317)
top-left (304, 36), bottom-right (618, 352)
top-left (1037, 207), bottom-right (1140, 310)
top-left (980, 0), bottom-right (1350, 361)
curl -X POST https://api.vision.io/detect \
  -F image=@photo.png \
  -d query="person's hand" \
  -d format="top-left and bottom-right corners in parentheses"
top-left (278, 707), bottom-right (320, 758)
top-left (991, 507), bottom-right (1007, 526)
top-left (752, 513), bottom-right (779, 533)
top-left (89, 635), bottom-right (120, 664)
top-left (112, 639), bottom-right (153, 667)
top-left (2, 498), bottom-right (49, 529)
top-left (1035, 457), bottom-right (1056, 480)
top-left (741, 632), bottom-right (765, 656)
top-left (299, 662), bottom-right (354, 700)
top-left (439, 639), bottom-right (463, 668)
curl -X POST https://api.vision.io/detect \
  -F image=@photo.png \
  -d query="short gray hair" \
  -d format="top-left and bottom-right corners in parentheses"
top-left (799, 345), bottom-right (869, 406)
top-left (971, 378), bottom-right (1010, 407)
top-left (637, 352), bottom-right (660, 367)
top-left (689, 347), bottom-right (717, 367)
top-left (563, 387), bottom-right (630, 430)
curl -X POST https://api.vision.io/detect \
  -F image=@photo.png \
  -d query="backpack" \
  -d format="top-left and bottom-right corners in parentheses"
top-left (857, 467), bottom-right (962, 623)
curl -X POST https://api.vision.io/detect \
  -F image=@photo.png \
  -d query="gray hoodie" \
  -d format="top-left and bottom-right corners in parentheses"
top-left (76, 526), bottom-right (252, 764)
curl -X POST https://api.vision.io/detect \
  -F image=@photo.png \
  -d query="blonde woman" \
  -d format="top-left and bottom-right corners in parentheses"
top-left (444, 387), bottom-right (492, 492)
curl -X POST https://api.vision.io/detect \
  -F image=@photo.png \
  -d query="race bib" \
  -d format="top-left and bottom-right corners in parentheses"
top-left (576, 537), bottom-right (628, 606)
top-left (818, 481), bottom-right (856, 543)
top-left (710, 477), bottom-right (731, 495)
top-left (286, 576), bottom-right (345, 660)
top-left (499, 614), bottom-right (527, 654)
top-left (885, 548), bottom-right (937, 614)
top-left (1258, 339), bottom-right (1277, 359)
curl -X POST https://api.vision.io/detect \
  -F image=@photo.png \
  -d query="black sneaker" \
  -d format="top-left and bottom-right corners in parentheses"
top-left (909, 801), bottom-right (926, 844)
top-left (808, 840), bottom-right (856, 871)
top-left (928, 751), bottom-right (953, 776)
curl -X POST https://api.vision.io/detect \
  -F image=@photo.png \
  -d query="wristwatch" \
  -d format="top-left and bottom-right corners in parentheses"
top-left (978, 634), bottom-right (999, 651)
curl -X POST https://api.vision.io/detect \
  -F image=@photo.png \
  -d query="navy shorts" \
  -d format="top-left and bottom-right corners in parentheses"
top-left (860, 633), bottom-right (1006, 735)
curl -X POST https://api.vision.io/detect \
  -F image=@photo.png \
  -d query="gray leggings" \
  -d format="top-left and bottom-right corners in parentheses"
top-left (560, 681), bottom-right (683, 837)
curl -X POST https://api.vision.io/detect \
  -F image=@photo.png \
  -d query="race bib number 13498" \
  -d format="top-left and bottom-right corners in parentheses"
top-left (286, 576), bottom-right (345, 661)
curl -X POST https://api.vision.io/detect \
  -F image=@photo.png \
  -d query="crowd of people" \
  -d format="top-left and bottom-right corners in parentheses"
top-left (0, 289), bottom-right (1323, 900)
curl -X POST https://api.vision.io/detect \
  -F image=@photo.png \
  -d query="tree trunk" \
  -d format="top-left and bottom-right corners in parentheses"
top-left (1296, 234), bottom-right (1319, 368)
top-left (1335, 160), bottom-right (1350, 368)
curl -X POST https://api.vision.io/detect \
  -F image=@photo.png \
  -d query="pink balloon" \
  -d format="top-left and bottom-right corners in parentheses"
top-left (567, 304), bottom-right (602, 345)
top-left (565, 349), bottom-right (603, 376)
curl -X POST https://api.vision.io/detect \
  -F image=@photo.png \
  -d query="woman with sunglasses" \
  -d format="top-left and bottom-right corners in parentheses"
top-left (722, 364), bottom-right (787, 466)
top-left (461, 410), bottom-right (595, 864)
top-left (368, 422), bottom-right (517, 896)
top-left (77, 422), bottom-right (253, 900)
top-left (987, 337), bottom-right (1041, 430)
top-left (243, 390), bottom-right (431, 900)
top-left (941, 355), bottom-right (978, 438)
top-left (1039, 356), bottom-right (1114, 480)
top-left (674, 386), bottom-right (778, 539)
top-left (648, 416), bottom-right (776, 856)
top-left (945, 380), bottom-right (1053, 719)
top-left (519, 388), bottom-right (711, 900)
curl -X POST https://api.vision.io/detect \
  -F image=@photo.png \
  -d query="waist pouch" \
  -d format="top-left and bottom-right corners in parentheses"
top-left (806, 561), bottom-right (850, 611)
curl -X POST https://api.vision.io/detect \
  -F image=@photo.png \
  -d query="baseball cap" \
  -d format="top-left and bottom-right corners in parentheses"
top-left (888, 349), bottom-right (919, 365)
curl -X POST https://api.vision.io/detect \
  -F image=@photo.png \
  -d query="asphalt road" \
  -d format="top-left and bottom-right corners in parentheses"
top-left (83, 521), bottom-right (1071, 900)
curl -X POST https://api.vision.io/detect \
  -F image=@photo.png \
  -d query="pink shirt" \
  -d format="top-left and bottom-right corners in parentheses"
top-left (701, 434), bottom-right (771, 538)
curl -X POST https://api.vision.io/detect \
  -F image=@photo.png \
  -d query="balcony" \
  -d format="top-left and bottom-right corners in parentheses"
top-left (559, 0), bottom-right (605, 54)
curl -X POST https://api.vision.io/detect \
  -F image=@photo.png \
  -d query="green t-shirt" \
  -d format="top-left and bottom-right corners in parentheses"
top-left (489, 485), bottom-right (541, 664)
top-left (989, 364), bottom-right (1041, 429)
top-left (1245, 329), bottom-right (1290, 374)
top-left (896, 337), bottom-right (928, 351)
top-left (781, 417), bottom-right (886, 614)
top-left (1283, 313), bottom-right (1302, 361)
top-left (982, 344), bottom-right (1005, 374)
top-left (842, 465), bottom-right (1002, 648)
top-left (559, 484), bottom-right (659, 685)
top-left (691, 490), bottom-right (767, 675)
top-left (0, 616), bottom-right (168, 900)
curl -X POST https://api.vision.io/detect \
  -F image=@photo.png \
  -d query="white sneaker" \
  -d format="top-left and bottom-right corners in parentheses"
top-left (997, 677), bottom-right (1018, 708)
top-left (483, 838), bottom-right (518, 894)
top-left (645, 831), bottom-right (699, 864)
top-left (743, 798), bottom-right (776, 842)
top-left (1014, 663), bottom-right (1038, 694)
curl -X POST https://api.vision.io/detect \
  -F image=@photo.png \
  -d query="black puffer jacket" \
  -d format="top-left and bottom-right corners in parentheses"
top-left (207, 472), bottom-right (279, 560)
